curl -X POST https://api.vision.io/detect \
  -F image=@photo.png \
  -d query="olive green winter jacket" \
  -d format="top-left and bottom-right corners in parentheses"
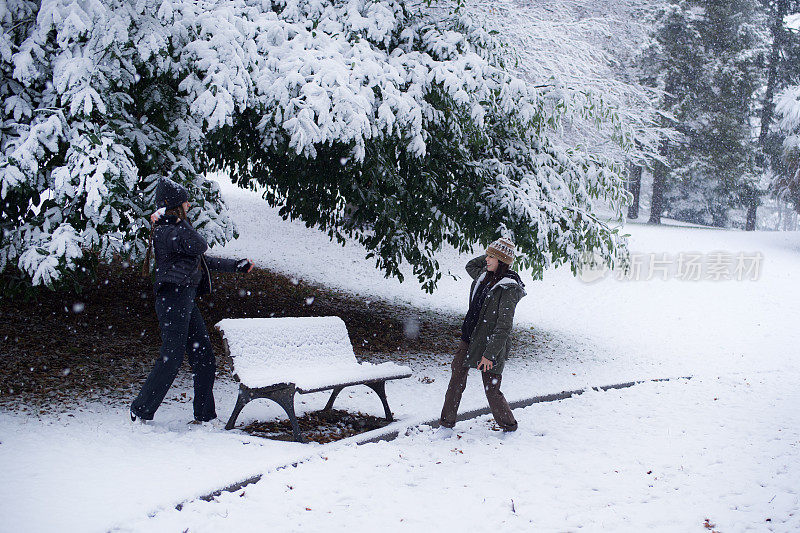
top-left (463, 255), bottom-right (527, 375)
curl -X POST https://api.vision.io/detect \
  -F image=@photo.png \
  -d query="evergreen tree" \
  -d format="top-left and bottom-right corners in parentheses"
top-left (1, 0), bottom-right (633, 293)
top-left (641, 0), bottom-right (766, 227)
top-left (638, 1), bottom-right (703, 224)
top-left (766, 2), bottom-right (800, 214)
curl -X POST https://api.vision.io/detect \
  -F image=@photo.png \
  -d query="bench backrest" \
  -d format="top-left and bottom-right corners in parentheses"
top-left (215, 316), bottom-right (358, 385)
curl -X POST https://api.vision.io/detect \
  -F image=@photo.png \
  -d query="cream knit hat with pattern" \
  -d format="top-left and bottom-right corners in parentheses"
top-left (486, 237), bottom-right (516, 265)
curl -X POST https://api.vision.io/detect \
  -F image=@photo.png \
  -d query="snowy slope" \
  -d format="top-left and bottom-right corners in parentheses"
top-left (212, 173), bottom-right (800, 384)
top-left (1, 175), bottom-right (799, 532)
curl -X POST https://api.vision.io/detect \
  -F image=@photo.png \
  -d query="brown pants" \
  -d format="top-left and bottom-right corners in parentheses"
top-left (440, 340), bottom-right (517, 431)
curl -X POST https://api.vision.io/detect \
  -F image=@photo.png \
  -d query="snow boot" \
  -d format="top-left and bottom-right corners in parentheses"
top-left (432, 426), bottom-right (456, 440)
top-left (188, 418), bottom-right (224, 429)
top-left (130, 410), bottom-right (149, 424)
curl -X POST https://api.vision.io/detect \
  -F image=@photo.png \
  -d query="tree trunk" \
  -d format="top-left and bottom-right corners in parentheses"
top-left (627, 163), bottom-right (642, 220)
top-left (743, 184), bottom-right (759, 230)
top-left (745, 201), bottom-right (758, 231)
top-left (784, 200), bottom-right (791, 230)
top-left (649, 163), bottom-right (666, 224)
top-left (649, 141), bottom-right (669, 224)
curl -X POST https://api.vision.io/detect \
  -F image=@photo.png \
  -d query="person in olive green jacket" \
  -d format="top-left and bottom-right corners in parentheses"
top-left (439, 237), bottom-right (527, 432)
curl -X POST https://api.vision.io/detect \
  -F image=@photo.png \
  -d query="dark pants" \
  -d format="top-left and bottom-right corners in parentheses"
top-left (440, 340), bottom-right (517, 431)
top-left (131, 285), bottom-right (217, 421)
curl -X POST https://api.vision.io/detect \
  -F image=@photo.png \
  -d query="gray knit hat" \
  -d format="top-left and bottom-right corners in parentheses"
top-left (154, 178), bottom-right (189, 210)
top-left (486, 237), bottom-right (516, 265)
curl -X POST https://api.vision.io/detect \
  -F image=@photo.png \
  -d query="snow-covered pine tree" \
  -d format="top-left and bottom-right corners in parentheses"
top-left (0, 0), bottom-right (235, 291)
top-left (2, 0), bottom-right (632, 294)
top-left (768, 2), bottom-right (800, 214)
top-left (777, 82), bottom-right (800, 208)
top-left (640, 0), bottom-right (767, 227)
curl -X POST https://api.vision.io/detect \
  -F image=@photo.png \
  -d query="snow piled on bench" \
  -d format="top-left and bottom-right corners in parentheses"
top-left (216, 316), bottom-right (411, 391)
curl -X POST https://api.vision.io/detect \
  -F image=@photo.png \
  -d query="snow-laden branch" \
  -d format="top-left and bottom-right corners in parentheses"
top-left (0, 0), bottom-right (636, 291)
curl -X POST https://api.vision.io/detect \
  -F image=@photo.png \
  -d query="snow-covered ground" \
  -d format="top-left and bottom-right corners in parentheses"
top-left (125, 373), bottom-right (800, 532)
top-left (1, 176), bottom-right (799, 532)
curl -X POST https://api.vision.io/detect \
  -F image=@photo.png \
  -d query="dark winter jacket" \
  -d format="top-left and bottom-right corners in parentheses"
top-left (463, 255), bottom-right (527, 375)
top-left (153, 215), bottom-right (239, 295)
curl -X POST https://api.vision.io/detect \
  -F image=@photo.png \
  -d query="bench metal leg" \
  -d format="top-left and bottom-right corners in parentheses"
top-left (366, 381), bottom-right (394, 421)
top-left (267, 386), bottom-right (305, 443)
top-left (225, 385), bottom-right (251, 430)
top-left (322, 386), bottom-right (345, 413)
top-left (225, 384), bottom-right (306, 443)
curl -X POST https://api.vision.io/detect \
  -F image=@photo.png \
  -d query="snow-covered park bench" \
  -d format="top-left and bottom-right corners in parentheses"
top-left (215, 316), bottom-right (412, 442)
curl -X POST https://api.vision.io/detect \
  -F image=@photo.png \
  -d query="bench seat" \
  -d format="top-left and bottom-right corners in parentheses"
top-left (289, 363), bottom-right (415, 394)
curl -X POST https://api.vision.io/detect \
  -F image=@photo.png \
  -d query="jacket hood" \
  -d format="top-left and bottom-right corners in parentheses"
top-left (502, 270), bottom-right (525, 290)
top-left (471, 269), bottom-right (527, 301)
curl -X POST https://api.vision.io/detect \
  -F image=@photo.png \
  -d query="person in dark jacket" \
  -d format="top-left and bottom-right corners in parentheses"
top-left (439, 237), bottom-right (527, 433)
top-left (130, 178), bottom-right (253, 424)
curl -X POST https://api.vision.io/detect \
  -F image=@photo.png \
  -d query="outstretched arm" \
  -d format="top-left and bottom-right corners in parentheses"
top-left (205, 256), bottom-right (252, 273)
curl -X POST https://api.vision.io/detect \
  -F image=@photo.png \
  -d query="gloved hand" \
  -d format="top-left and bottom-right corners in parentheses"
top-left (236, 259), bottom-right (254, 273)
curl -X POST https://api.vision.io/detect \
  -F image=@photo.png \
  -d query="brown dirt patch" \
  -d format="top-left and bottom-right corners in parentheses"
top-left (0, 260), bottom-right (462, 410)
top-left (240, 408), bottom-right (390, 444)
